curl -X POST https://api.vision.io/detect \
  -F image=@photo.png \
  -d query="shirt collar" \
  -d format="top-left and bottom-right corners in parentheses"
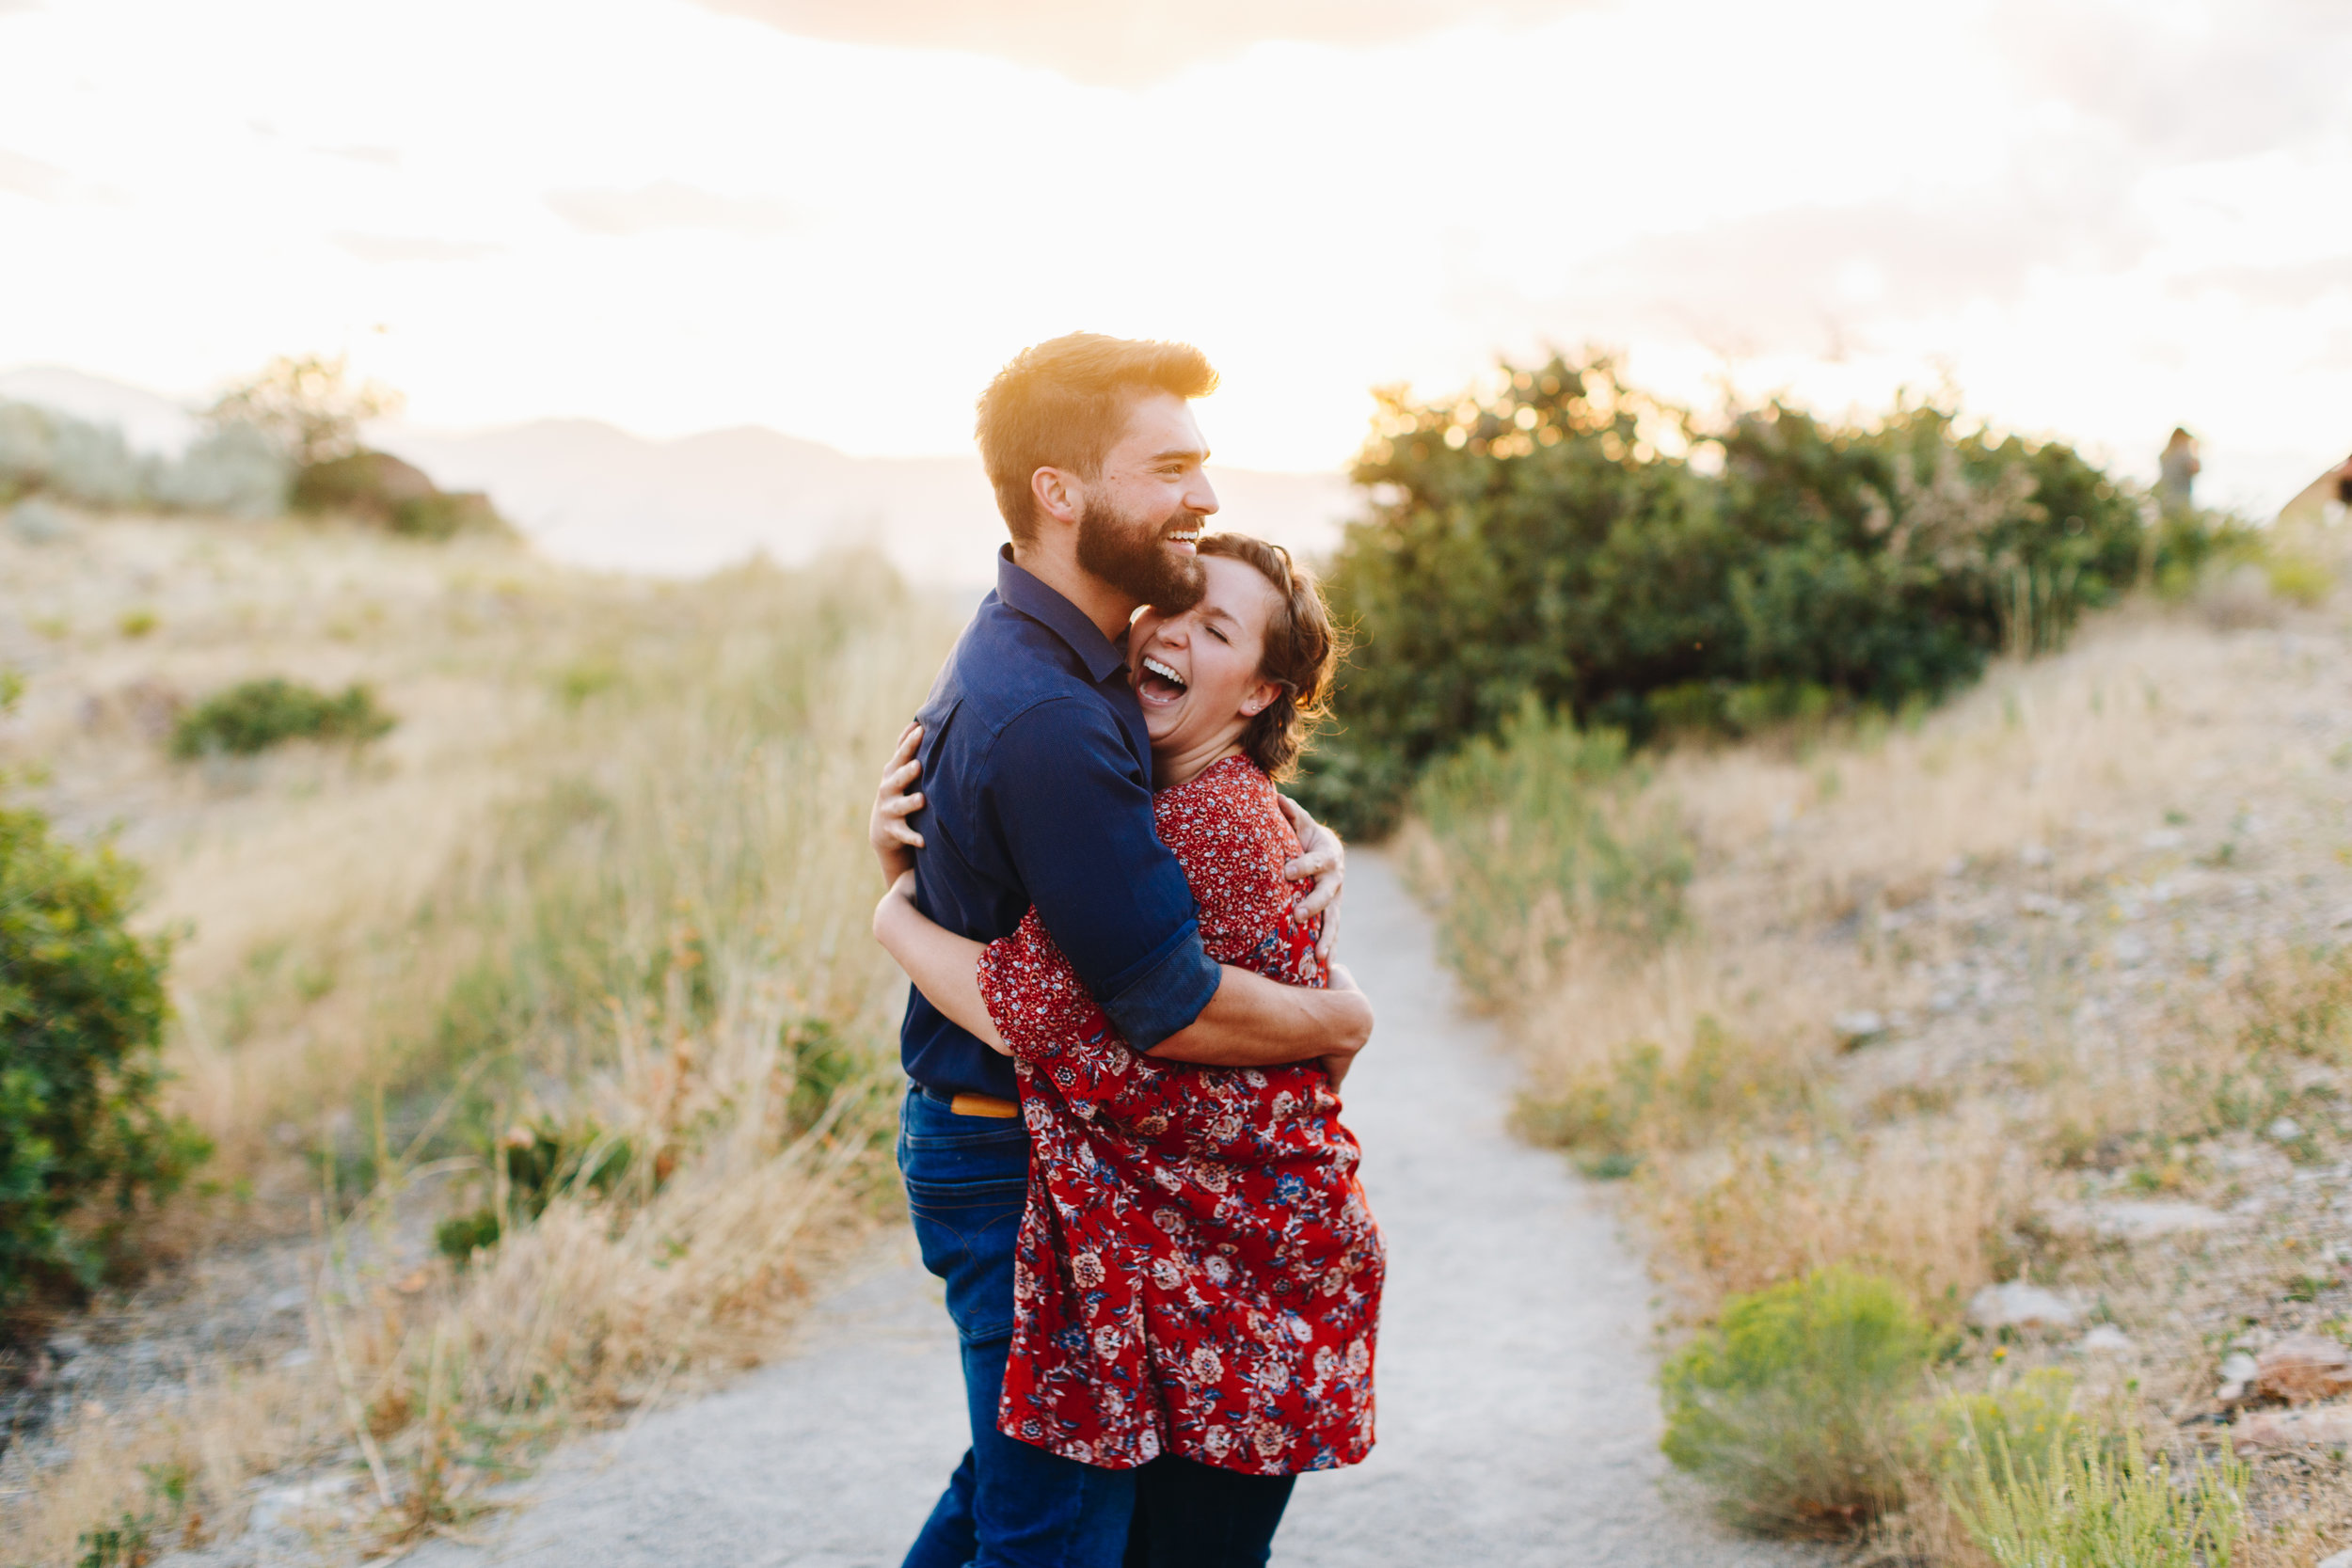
top-left (995, 546), bottom-right (1132, 686)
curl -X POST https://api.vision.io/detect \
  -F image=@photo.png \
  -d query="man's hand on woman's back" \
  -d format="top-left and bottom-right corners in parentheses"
top-left (870, 721), bottom-right (926, 884)
top-left (1277, 794), bottom-right (1346, 961)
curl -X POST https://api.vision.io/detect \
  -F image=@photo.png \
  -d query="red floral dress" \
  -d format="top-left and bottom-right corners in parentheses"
top-left (978, 754), bottom-right (1383, 1476)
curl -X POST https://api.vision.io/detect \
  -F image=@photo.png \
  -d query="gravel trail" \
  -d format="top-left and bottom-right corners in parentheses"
top-left (409, 853), bottom-right (1808, 1567)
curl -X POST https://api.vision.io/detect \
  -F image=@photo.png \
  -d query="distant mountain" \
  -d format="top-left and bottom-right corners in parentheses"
top-left (0, 366), bottom-right (201, 454)
top-left (0, 365), bottom-right (1361, 585)
top-left (378, 420), bottom-right (1359, 587)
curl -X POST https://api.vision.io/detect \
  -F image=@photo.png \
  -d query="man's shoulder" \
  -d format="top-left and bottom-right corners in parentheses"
top-left (925, 600), bottom-right (1115, 740)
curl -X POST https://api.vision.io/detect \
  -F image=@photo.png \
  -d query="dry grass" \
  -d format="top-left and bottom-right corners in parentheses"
top-left (0, 512), bottom-right (960, 1560)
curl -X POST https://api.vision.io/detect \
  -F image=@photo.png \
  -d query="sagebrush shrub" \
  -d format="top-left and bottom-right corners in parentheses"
top-left (170, 678), bottom-right (394, 758)
top-left (0, 806), bottom-right (208, 1307)
top-left (1661, 1266), bottom-right (1932, 1536)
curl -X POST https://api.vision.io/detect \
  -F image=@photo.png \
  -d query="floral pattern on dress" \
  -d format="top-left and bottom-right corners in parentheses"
top-left (979, 754), bottom-right (1384, 1477)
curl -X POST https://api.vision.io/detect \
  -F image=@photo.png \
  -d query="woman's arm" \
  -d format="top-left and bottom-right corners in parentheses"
top-left (872, 872), bottom-right (1007, 1053)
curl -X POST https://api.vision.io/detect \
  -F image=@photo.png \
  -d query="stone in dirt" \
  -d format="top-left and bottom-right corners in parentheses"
top-left (2255, 1333), bottom-right (2352, 1403)
top-left (2048, 1199), bottom-right (2232, 1241)
top-left (2233, 1402), bottom-right (2352, 1452)
top-left (2217, 1349), bottom-right (2260, 1403)
top-left (2317, 1549), bottom-right (2352, 1568)
top-left (1967, 1280), bottom-right (2079, 1331)
top-left (2076, 1324), bottom-right (2133, 1354)
top-left (1832, 1010), bottom-right (1885, 1049)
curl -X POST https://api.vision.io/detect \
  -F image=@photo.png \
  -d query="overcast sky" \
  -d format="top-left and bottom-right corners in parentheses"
top-left (3, 0), bottom-right (2348, 509)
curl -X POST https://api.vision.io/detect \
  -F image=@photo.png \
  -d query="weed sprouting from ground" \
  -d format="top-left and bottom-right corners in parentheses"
top-left (1950, 1425), bottom-right (2247, 1568)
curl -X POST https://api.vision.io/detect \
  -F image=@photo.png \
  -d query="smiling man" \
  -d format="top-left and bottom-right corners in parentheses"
top-left (874, 334), bottom-right (1372, 1568)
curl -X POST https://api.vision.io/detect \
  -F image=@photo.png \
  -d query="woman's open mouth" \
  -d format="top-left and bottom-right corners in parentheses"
top-left (1137, 655), bottom-right (1187, 707)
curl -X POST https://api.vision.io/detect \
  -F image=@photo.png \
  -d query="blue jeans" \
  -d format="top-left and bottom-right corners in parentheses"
top-left (898, 1086), bottom-right (1136, 1568)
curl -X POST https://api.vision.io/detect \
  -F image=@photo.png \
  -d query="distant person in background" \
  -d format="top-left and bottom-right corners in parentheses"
top-left (2335, 453), bottom-right (2352, 515)
top-left (2159, 427), bottom-right (2201, 514)
top-left (863, 334), bottom-right (1370, 1568)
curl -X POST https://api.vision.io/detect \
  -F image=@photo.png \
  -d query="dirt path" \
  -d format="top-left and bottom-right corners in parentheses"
top-left (408, 854), bottom-right (1808, 1567)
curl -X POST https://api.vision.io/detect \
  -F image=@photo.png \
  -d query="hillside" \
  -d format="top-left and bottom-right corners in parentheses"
top-left (0, 365), bottom-right (1359, 586)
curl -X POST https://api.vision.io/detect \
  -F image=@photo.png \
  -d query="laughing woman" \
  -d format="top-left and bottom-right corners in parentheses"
top-left (869, 532), bottom-right (1383, 1567)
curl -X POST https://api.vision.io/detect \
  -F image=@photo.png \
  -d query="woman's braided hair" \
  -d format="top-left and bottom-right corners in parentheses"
top-left (1195, 531), bottom-right (1345, 781)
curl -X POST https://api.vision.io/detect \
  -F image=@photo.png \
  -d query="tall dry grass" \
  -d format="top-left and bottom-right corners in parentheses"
top-left (0, 516), bottom-right (959, 1560)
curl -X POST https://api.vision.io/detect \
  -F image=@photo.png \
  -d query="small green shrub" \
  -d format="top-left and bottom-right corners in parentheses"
top-left (169, 677), bottom-right (394, 758)
top-left (1411, 699), bottom-right (1689, 1006)
top-left (1951, 1424), bottom-right (2246, 1568)
top-left (1661, 1266), bottom-right (1932, 1536)
top-left (1922, 1367), bottom-right (2078, 1480)
top-left (435, 1117), bottom-right (632, 1265)
top-left (0, 805), bottom-right (208, 1308)
top-left (434, 1206), bottom-right (502, 1264)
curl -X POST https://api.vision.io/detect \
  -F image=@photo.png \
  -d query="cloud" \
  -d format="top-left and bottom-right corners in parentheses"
top-left (544, 181), bottom-right (799, 238)
top-left (688, 0), bottom-right (1586, 85)
top-left (2173, 259), bottom-right (2352, 309)
top-left (316, 144), bottom-right (401, 167)
top-left (0, 148), bottom-right (70, 201)
top-left (1554, 183), bottom-right (2158, 356)
top-left (332, 231), bottom-right (501, 262)
top-left (1994, 0), bottom-right (2352, 163)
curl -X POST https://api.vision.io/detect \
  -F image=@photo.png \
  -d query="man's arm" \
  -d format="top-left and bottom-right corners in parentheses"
top-left (1146, 961), bottom-right (1372, 1068)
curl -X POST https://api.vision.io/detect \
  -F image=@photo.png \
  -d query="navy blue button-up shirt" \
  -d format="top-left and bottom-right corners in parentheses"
top-left (898, 549), bottom-right (1223, 1100)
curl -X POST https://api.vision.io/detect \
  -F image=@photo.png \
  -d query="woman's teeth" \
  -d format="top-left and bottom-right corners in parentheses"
top-left (1141, 656), bottom-right (1186, 690)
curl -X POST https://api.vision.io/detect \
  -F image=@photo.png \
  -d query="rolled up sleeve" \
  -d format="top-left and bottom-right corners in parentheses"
top-left (987, 701), bottom-right (1220, 1049)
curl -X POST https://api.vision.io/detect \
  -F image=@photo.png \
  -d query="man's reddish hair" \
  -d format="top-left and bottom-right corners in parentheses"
top-left (975, 333), bottom-right (1218, 544)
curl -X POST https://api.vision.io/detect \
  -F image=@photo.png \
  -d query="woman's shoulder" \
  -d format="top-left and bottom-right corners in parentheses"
top-left (1155, 755), bottom-right (1277, 828)
top-left (1154, 755), bottom-right (1299, 866)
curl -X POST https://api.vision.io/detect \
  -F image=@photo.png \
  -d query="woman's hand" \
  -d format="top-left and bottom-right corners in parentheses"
top-left (869, 721), bottom-right (925, 885)
top-left (1319, 961), bottom-right (1361, 1088)
top-left (1278, 794), bottom-right (1345, 962)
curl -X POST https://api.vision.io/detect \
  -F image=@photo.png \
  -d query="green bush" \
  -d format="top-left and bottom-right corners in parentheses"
top-left (293, 449), bottom-right (508, 539)
top-left (1296, 356), bottom-right (2201, 836)
top-left (433, 1117), bottom-right (633, 1265)
top-left (1951, 1424), bottom-right (2245, 1568)
top-left (0, 805), bottom-right (208, 1307)
top-left (170, 677), bottom-right (395, 758)
top-left (1661, 1266), bottom-right (1932, 1536)
top-left (1410, 699), bottom-right (1689, 1006)
top-left (1922, 1367), bottom-right (2079, 1481)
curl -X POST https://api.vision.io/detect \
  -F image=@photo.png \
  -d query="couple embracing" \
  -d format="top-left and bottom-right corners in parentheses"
top-left (864, 334), bottom-right (1385, 1567)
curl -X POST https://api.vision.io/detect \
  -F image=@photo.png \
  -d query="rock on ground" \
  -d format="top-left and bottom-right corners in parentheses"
top-left (402, 855), bottom-right (1813, 1568)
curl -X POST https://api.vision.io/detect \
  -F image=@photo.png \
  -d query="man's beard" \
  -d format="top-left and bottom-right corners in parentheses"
top-left (1075, 494), bottom-right (1207, 612)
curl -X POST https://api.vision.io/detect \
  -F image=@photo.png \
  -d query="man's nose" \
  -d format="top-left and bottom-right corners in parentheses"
top-left (1186, 470), bottom-right (1219, 517)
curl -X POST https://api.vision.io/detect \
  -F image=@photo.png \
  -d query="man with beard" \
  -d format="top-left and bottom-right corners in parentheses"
top-left (872, 334), bottom-right (1373, 1567)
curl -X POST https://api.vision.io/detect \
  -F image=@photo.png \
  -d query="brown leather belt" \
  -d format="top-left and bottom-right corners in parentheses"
top-left (948, 1092), bottom-right (1019, 1118)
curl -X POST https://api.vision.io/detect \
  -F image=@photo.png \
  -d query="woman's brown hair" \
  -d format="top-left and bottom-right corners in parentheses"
top-left (1195, 531), bottom-right (1345, 781)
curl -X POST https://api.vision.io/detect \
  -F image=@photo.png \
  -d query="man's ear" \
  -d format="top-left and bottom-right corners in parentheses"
top-left (1031, 466), bottom-right (1082, 531)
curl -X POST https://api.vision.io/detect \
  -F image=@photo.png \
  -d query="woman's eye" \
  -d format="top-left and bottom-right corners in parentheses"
top-left (1208, 626), bottom-right (1230, 644)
